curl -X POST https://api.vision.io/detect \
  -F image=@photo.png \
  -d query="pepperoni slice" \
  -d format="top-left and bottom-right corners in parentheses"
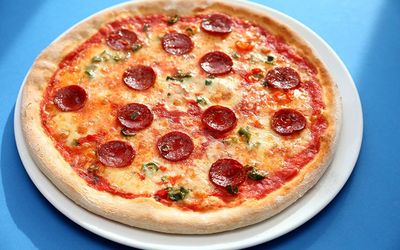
top-left (106, 29), bottom-right (138, 50)
top-left (157, 131), bottom-right (194, 161)
top-left (117, 103), bottom-right (153, 131)
top-left (265, 67), bottom-right (301, 89)
top-left (53, 85), bottom-right (87, 112)
top-left (97, 141), bottom-right (135, 168)
top-left (209, 159), bottom-right (245, 188)
top-left (161, 32), bottom-right (194, 55)
top-left (123, 65), bottom-right (156, 90)
top-left (199, 51), bottom-right (233, 75)
top-left (201, 14), bottom-right (233, 35)
top-left (202, 105), bottom-right (237, 134)
top-left (271, 109), bottom-right (306, 135)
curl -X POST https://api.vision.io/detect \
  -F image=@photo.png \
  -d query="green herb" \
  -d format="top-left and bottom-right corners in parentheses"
top-left (160, 144), bottom-right (171, 153)
top-left (100, 50), bottom-right (110, 56)
top-left (112, 53), bottom-right (125, 61)
top-left (247, 168), bottom-right (268, 180)
top-left (121, 128), bottom-right (136, 137)
top-left (205, 79), bottom-right (212, 86)
top-left (142, 162), bottom-right (159, 176)
top-left (222, 137), bottom-right (238, 145)
top-left (71, 139), bottom-right (79, 147)
top-left (161, 176), bottom-right (168, 183)
top-left (129, 111), bottom-right (141, 120)
top-left (143, 23), bottom-right (150, 32)
top-left (238, 127), bottom-right (251, 144)
top-left (249, 142), bottom-right (261, 150)
top-left (232, 52), bottom-right (240, 59)
top-left (207, 75), bottom-right (216, 79)
top-left (195, 96), bottom-right (207, 105)
top-left (185, 27), bottom-right (195, 35)
top-left (132, 44), bottom-right (142, 52)
top-left (167, 15), bottom-right (179, 25)
top-left (165, 71), bottom-right (192, 82)
top-left (226, 185), bottom-right (238, 195)
top-left (91, 55), bottom-right (103, 63)
top-left (265, 55), bottom-right (275, 64)
top-left (254, 72), bottom-right (264, 80)
top-left (99, 50), bottom-right (111, 61)
top-left (87, 164), bottom-right (99, 174)
top-left (85, 64), bottom-right (97, 78)
top-left (92, 50), bottom-right (128, 63)
top-left (249, 54), bottom-right (257, 64)
top-left (167, 186), bottom-right (189, 201)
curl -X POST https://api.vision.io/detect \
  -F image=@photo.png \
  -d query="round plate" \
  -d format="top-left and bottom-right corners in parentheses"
top-left (14, 0), bottom-right (363, 249)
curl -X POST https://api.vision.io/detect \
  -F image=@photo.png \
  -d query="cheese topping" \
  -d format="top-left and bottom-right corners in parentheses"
top-left (41, 14), bottom-right (327, 211)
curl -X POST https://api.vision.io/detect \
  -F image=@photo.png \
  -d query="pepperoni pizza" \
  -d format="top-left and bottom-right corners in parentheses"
top-left (21, 0), bottom-right (341, 234)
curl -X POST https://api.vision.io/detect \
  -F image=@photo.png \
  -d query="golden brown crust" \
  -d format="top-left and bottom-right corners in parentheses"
top-left (21, 0), bottom-right (341, 234)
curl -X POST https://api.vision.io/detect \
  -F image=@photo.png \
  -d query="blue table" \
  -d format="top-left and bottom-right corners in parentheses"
top-left (1, 0), bottom-right (399, 249)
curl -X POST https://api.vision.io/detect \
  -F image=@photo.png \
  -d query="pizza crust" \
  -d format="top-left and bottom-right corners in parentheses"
top-left (21, 0), bottom-right (341, 234)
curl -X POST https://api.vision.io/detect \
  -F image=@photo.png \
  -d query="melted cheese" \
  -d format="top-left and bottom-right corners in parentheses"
top-left (43, 15), bottom-right (322, 208)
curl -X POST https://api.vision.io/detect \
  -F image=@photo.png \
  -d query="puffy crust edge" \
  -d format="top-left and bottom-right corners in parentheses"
top-left (21, 0), bottom-right (341, 234)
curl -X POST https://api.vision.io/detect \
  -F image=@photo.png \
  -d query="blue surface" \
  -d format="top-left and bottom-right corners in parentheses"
top-left (0, 0), bottom-right (399, 249)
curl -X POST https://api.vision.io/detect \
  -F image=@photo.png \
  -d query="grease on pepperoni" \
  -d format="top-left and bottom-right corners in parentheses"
top-left (209, 159), bottom-right (246, 188)
top-left (161, 32), bottom-right (194, 55)
top-left (123, 65), bottom-right (156, 90)
top-left (117, 103), bottom-right (153, 131)
top-left (199, 51), bottom-right (233, 75)
top-left (106, 29), bottom-right (138, 50)
top-left (201, 14), bottom-right (233, 35)
top-left (265, 67), bottom-right (301, 89)
top-left (97, 140), bottom-right (135, 168)
top-left (157, 131), bottom-right (194, 161)
top-left (53, 85), bottom-right (87, 112)
top-left (271, 109), bottom-right (306, 135)
top-left (202, 105), bottom-right (237, 134)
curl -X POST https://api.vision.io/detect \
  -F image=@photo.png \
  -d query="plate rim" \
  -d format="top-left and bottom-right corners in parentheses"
top-left (14, 0), bottom-right (363, 249)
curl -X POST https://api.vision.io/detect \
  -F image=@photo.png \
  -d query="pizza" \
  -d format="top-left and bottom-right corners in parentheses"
top-left (21, 0), bottom-right (341, 234)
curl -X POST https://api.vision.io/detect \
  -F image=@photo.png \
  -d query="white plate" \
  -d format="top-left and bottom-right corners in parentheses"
top-left (14, 0), bottom-right (363, 249)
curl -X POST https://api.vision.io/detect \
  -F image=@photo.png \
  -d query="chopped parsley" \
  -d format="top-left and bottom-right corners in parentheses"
top-left (253, 71), bottom-right (264, 81)
top-left (185, 27), bottom-right (195, 35)
top-left (222, 137), bottom-right (238, 145)
top-left (238, 127), bottom-right (251, 144)
top-left (247, 168), bottom-right (268, 180)
top-left (129, 111), bottom-right (141, 120)
top-left (84, 64), bottom-right (97, 78)
top-left (71, 139), bottom-right (79, 147)
top-left (87, 164), bottom-right (100, 174)
top-left (143, 23), bottom-right (150, 32)
top-left (165, 71), bottom-right (192, 82)
top-left (167, 186), bottom-right (189, 201)
top-left (265, 55), bottom-right (275, 64)
top-left (91, 50), bottom-right (128, 63)
top-left (112, 53), bottom-right (125, 61)
top-left (131, 44), bottom-right (142, 52)
top-left (160, 144), bottom-right (171, 153)
top-left (195, 96), bottom-right (207, 106)
top-left (161, 176), bottom-right (168, 183)
top-left (142, 162), bottom-right (159, 176)
top-left (232, 52), bottom-right (240, 59)
top-left (167, 15), bottom-right (180, 25)
top-left (226, 185), bottom-right (239, 195)
top-left (121, 128), bottom-right (136, 137)
top-left (205, 79), bottom-right (212, 86)
top-left (91, 55), bottom-right (103, 63)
